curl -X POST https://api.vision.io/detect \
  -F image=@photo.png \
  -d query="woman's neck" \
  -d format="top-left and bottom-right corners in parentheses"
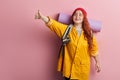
top-left (74, 23), bottom-right (82, 29)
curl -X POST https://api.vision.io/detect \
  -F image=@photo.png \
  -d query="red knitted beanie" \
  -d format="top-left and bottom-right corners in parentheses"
top-left (72, 8), bottom-right (87, 17)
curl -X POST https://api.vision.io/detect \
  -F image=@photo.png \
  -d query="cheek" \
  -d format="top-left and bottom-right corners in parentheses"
top-left (81, 17), bottom-right (84, 20)
top-left (80, 17), bottom-right (84, 22)
top-left (81, 16), bottom-right (84, 19)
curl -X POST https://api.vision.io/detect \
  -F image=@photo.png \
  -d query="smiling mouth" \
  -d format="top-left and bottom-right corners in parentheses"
top-left (75, 19), bottom-right (81, 21)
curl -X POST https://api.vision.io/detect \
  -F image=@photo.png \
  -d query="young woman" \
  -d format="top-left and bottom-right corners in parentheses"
top-left (35, 8), bottom-right (101, 80)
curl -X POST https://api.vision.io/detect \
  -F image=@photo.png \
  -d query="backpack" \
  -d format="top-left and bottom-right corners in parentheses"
top-left (58, 24), bottom-right (73, 71)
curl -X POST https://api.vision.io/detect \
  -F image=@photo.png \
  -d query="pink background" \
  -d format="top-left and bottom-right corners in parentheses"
top-left (0, 0), bottom-right (120, 80)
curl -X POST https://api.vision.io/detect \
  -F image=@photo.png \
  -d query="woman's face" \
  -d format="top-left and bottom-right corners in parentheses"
top-left (72, 10), bottom-right (84, 24)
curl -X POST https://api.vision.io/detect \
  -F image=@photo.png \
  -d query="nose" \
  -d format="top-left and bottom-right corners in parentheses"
top-left (76, 15), bottom-right (80, 19)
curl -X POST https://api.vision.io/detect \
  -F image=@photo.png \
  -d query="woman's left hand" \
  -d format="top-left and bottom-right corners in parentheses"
top-left (95, 62), bottom-right (101, 73)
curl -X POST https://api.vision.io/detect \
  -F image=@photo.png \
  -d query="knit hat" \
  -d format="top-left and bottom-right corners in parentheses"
top-left (72, 8), bottom-right (87, 17)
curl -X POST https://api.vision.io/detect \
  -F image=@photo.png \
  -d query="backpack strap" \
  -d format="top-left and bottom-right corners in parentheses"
top-left (58, 24), bottom-right (73, 71)
top-left (58, 24), bottom-right (73, 57)
top-left (62, 24), bottom-right (73, 40)
top-left (60, 24), bottom-right (73, 54)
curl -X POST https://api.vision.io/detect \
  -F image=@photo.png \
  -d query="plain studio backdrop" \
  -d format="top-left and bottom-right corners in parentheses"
top-left (0, 0), bottom-right (120, 80)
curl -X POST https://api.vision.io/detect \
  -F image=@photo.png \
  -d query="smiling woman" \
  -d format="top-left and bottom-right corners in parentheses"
top-left (72, 10), bottom-right (84, 24)
top-left (35, 7), bottom-right (101, 80)
top-left (72, 8), bottom-right (85, 24)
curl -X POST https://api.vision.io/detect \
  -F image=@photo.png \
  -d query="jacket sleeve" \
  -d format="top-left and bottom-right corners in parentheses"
top-left (90, 36), bottom-right (99, 56)
top-left (46, 17), bottom-right (67, 38)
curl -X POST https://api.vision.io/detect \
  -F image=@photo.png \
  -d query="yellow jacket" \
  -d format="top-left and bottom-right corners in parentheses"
top-left (46, 18), bottom-right (98, 80)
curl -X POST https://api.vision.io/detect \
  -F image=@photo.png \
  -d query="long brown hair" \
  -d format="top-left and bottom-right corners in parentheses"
top-left (82, 16), bottom-right (93, 50)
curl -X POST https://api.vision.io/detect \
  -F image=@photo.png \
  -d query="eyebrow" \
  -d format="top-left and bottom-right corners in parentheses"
top-left (74, 12), bottom-right (82, 15)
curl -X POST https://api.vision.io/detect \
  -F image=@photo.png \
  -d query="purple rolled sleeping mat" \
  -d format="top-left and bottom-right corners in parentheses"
top-left (58, 13), bottom-right (102, 33)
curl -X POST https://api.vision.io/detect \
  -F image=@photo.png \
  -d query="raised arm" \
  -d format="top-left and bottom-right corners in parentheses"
top-left (35, 10), bottom-right (68, 38)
